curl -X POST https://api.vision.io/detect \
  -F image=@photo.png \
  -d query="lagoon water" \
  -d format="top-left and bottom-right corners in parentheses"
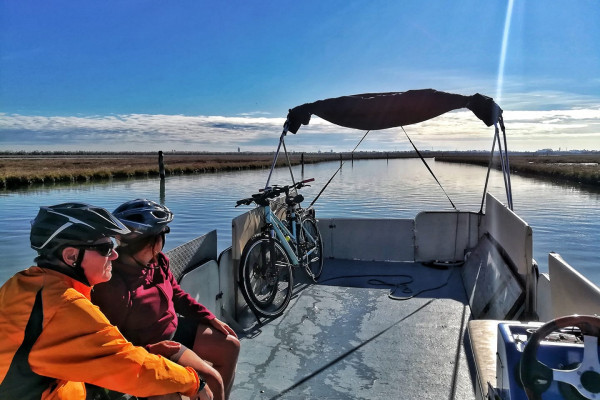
top-left (1, 158), bottom-right (599, 287)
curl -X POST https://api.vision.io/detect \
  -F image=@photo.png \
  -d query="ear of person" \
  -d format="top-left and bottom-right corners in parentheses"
top-left (62, 247), bottom-right (80, 266)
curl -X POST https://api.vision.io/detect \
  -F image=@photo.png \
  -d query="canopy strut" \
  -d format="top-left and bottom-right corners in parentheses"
top-left (309, 129), bottom-right (371, 208)
top-left (265, 122), bottom-right (289, 190)
top-left (479, 115), bottom-right (513, 212)
top-left (401, 126), bottom-right (457, 210)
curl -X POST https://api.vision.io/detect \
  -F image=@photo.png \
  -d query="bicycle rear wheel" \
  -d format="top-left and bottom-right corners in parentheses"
top-left (300, 217), bottom-right (323, 281)
top-left (239, 235), bottom-right (293, 319)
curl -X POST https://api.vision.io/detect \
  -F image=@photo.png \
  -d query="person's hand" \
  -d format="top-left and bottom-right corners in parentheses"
top-left (208, 318), bottom-right (238, 338)
top-left (208, 318), bottom-right (237, 338)
top-left (190, 382), bottom-right (213, 400)
top-left (146, 340), bottom-right (182, 358)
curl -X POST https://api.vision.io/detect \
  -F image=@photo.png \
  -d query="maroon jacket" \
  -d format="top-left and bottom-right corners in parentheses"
top-left (91, 252), bottom-right (215, 346)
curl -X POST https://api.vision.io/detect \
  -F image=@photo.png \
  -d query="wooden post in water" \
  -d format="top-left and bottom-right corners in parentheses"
top-left (158, 151), bottom-right (165, 180)
top-left (301, 153), bottom-right (304, 175)
top-left (159, 179), bottom-right (166, 205)
top-left (340, 153), bottom-right (343, 168)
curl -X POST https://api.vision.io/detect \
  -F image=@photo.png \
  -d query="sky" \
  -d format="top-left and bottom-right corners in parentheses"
top-left (1, 0), bottom-right (599, 153)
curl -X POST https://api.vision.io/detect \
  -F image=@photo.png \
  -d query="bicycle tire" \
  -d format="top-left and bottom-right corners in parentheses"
top-left (300, 217), bottom-right (324, 281)
top-left (239, 235), bottom-right (293, 319)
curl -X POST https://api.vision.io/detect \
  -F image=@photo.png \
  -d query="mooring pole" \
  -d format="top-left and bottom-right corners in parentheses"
top-left (158, 151), bottom-right (165, 180)
top-left (159, 179), bottom-right (165, 205)
top-left (301, 153), bottom-right (305, 175)
top-left (339, 153), bottom-right (342, 168)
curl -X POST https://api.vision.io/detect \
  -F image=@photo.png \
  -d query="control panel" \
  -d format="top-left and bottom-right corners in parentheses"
top-left (494, 321), bottom-right (592, 400)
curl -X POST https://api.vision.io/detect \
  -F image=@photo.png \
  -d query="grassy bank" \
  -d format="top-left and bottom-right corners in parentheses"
top-left (0, 152), bottom-right (406, 190)
top-left (436, 154), bottom-right (600, 187)
top-left (2, 152), bottom-right (599, 190)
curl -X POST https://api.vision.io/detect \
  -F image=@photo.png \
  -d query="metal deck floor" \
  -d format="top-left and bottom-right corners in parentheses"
top-left (231, 259), bottom-right (476, 400)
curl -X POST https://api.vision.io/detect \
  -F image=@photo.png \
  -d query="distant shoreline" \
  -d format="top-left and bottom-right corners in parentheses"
top-left (1, 151), bottom-right (598, 190)
top-left (435, 153), bottom-right (600, 188)
top-left (0, 151), bottom-right (409, 190)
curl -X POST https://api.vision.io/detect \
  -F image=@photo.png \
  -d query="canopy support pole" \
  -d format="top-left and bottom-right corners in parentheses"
top-left (495, 122), bottom-right (512, 210)
top-left (265, 122), bottom-right (289, 190)
top-left (480, 128), bottom-right (498, 214)
top-left (401, 126), bottom-right (457, 210)
top-left (282, 138), bottom-right (297, 188)
top-left (309, 130), bottom-right (371, 208)
top-left (500, 117), bottom-right (513, 209)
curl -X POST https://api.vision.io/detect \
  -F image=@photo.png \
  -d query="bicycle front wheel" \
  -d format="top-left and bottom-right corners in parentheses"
top-left (301, 217), bottom-right (324, 281)
top-left (240, 235), bottom-right (293, 319)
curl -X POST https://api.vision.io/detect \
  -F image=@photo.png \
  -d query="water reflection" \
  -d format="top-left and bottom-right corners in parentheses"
top-left (1, 159), bottom-right (598, 286)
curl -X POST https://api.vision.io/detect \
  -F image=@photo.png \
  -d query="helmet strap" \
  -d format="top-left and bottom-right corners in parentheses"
top-left (73, 247), bottom-right (85, 267)
top-left (131, 254), bottom-right (152, 270)
top-left (159, 231), bottom-right (167, 250)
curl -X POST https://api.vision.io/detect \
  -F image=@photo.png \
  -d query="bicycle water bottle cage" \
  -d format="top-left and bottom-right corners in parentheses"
top-left (286, 194), bottom-right (304, 206)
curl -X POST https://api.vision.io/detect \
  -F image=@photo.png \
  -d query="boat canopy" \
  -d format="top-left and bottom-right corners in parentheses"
top-left (267, 88), bottom-right (512, 211)
top-left (286, 89), bottom-right (503, 134)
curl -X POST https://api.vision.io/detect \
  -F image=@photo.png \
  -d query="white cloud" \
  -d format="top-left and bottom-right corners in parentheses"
top-left (1, 106), bottom-right (599, 152)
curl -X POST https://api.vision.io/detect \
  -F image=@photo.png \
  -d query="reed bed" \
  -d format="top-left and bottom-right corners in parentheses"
top-left (0, 152), bottom-right (398, 190)
top-left (436, 154), bottom-right (600, 187)
top-left (2, 152), bottom-right (598, 190)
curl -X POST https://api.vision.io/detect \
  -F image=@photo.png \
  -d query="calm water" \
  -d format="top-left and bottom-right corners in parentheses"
top-left (1, 158), bottom-right (599, 286)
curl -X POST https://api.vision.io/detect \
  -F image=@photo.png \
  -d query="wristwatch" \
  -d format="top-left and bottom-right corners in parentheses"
top-left (197, 378), bottom-right (206, 393)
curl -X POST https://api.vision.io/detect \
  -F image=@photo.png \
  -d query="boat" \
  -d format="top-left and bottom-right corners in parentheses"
top-left (168, 89), bottom-right (600, 400)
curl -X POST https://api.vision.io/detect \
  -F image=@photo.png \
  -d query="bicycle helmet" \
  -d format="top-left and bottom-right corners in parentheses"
top-left (30, 202), bottom-right (130, 254)
top-left (112, 199), bottom-right (173, 241)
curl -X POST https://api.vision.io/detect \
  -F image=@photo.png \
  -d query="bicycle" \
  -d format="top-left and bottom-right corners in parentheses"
top-left (235, 178), bottom-right (324, 319)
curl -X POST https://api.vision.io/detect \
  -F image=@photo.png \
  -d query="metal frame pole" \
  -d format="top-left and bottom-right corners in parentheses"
top-left (265, 121), bottom-right (289, 190)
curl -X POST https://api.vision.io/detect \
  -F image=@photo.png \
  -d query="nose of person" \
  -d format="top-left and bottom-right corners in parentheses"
top-left (108, 249), bottom-right (119, 261)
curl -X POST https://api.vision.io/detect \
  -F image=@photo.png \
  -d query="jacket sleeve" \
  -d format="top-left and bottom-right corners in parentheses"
top-left (29, 290), bottom-right (200, 398)
top-left (163, 255), bottom-right (215, 321)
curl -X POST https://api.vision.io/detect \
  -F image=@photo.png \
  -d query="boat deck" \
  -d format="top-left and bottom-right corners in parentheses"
top-left (231, 259), bottom-right (476, 400)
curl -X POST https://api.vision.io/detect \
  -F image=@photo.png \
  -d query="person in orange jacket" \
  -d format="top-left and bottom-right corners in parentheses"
top-left (0, 202), bottom-right (212, 400)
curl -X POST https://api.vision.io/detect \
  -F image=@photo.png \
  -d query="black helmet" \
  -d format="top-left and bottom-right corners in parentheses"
top-left (113, 199), bottom-right (173, 241)
top-left (30, 202), bottom-right (131, 254)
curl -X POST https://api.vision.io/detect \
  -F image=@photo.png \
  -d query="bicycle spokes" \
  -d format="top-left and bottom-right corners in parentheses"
top-left (300, 218), bottom-right (323, 282)
top-left (240, 236), bottom-right (294, 319)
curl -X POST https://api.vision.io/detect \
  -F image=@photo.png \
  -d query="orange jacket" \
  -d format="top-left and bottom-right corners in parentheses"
top-left (0, 266), bottom-right (201, 399)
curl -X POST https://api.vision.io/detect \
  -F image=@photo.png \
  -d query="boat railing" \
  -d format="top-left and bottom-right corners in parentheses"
top-left (546, 252), bottom-right (600, 319)
top-left (481, 193), bottom-right (535, 318)
top-left (315, 213), bottom-right (480, 263)
top-left (166, 230), bottom-right (237, 325)
top-left (170, 193), bottom-right (598, 327)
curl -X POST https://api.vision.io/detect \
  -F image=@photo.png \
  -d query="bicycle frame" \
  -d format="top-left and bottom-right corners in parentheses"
top-left (262, 202), bottom-right (318, 267)
top-left (236, 177), bottom-right (323, 319)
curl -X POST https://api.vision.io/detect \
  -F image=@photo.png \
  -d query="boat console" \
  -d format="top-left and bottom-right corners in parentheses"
top-left (491, 316), bottom-right (600, 400)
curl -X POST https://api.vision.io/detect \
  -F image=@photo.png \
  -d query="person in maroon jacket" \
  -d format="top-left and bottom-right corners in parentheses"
top-left (92, 199), bottom-right (240, 400)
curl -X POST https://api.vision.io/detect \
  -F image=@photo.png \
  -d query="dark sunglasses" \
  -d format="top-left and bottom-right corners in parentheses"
top-left (76, 240), bottom-right (116, 257)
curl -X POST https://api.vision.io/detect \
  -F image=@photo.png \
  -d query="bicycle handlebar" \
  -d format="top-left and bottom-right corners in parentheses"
top-left (235, 178), bottom-right (315, 207)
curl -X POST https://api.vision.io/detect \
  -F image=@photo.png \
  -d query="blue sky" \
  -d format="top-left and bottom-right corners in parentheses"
top-left (1, 0), bottom-right (599, 152)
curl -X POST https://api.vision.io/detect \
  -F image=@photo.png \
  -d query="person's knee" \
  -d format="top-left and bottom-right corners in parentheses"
top-left (226, 335), bottom-right (241, 357)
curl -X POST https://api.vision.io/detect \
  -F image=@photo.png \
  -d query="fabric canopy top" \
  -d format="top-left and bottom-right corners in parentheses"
top-left (286, 89), bottom-right (503, 134)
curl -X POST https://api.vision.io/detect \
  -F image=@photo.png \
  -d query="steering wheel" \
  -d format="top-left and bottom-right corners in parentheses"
top-left (520, 315), bottom-right (600, 400)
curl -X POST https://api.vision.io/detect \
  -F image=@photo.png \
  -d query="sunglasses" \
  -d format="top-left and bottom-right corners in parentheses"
top-left (76, 239), bottom-right (117, 257)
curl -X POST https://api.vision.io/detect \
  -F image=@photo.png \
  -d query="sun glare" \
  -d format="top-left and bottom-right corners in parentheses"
top-left (496, 0), bottom-right (515, 105)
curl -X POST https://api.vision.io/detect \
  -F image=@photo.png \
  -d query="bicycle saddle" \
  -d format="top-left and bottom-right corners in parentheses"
top-left (286, 194), bottom-right (304, 206)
